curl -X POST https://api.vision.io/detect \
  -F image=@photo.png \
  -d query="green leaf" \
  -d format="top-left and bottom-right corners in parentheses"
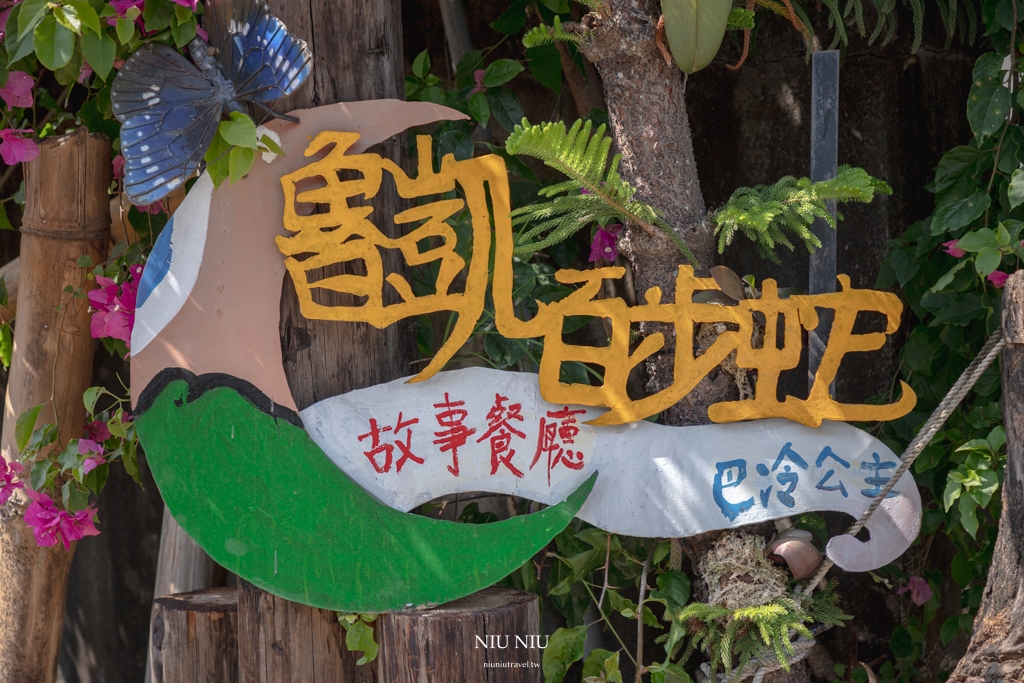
top-left (468, 90), bottom-right (489, 126)
top-left (959, 493), bottom-right (980, 537)
top-left (934, 146), bottom-right (989, 203)
top-left (219, 111), bottom-right (259, 148)
top-left (940, 616), bottom-right (960, 645)
top-left (17, 0), bottom-right (49, 40)
top-left (483, 58), bottom-right (524, 87)
top-left (582, 649), bottom-right (622, 683)
top-left (204, 131), bottom-right (231, 189)
top-left (81, 30), bottom-right (116, 80)
top-left (490, 0), bottom-right (528, 35)
top-left (931, 192), bottom-right (992, 235)
top-left (5, 5), bottom-right (36, 66)
top-left (228, 145), bottom-right (255, 183)
top-left (943, 477), bottom-right (962, 511)
top-left (651, 570), bottom-right (691, 611)
top-left (648, 663), bottom-right (695, 683)
top-left (889, 247), bottom-right (919, 286)
top-left (0, 323), bottom-right (12, 370)
top-left (956, 228), bottom-right (1000, 252)
top-left (967, 83), bottom-right (1011, 140)
top-left (539, 0), bottom-right (569, 12)
top-left (66, 0), bottom-right (102, 35)
top-left (527, 44), bottom-right (562, 92)
top-left (951, 552), bottom-right (972, 587)
top-left (661, 0), bottom-right (732, 73)
top-left (16, 404), bottom-right (43, 452)
top-left (889, 625), bottom-right (915, 659)
top-left (929, 260), bottom-right (967, 292)
top-left (542, 625), bottom-right (586, 683)
top-left (30, 458), bottom-right (52, 490)
top-left (258, 134), bottom-right (285, 157)
top-left (143, 0), bottom-right (174, 32)
top-left (0, 204), bottom-right (12, 232)
top-left (171, 11), bottom-right (196, 47)
top-left (343, 618), bottom-right (378, 665)
top-left (486, 85), bottom-right (524, 132)
top-left (115, 17), bottom-right (135, 45)
top-left (1009, 168), bottom-right (1024, 209)
top-left (83, 386), bottom-right (102, 413)
top-left (34, 14), bottom-right (75, 69)
top-left (975, 247), bottom-right (1002, 275)
top-left (412, 49), bottom-right (429, 78)
top-left (53, 5), bottom-right (83, 34)
top-left (173, 3), bottom-right (193, 25)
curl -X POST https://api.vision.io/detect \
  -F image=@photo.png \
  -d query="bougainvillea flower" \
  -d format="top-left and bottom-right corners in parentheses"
top-left (169, 0), bottom-right (199, 9)
top-left (0, 128), bottom-right (39, 165)
top-left (897, 575), bottom-right (933, 606)
top-left (0, 71), bottom-right (33, 109)
top-left (942, 240), bottom-right (966, 258)
top-left (112, 154), bottom-right (126, 180)
top-left (0, 454), bottom-right (22, 506)
top-left (988, 270), bottom-right (1010, 288)
top-left (196, 25), bottom-right (208, 41)
top-left (23, 489), bottom-right (100, 550)
top-left (78, 436), bottom-right (106, 475)
top-left (85, 419), bottom-right (112, 443)
top-left (470, 69), bottom-right (486, 94)
top-left (88, 266), bottom-right (142, 348)
top-left (82, 455), bottom-right (106, 475)
top-left (589, 224), bottom-right (622, 263)
top-left (78, 64), bottom-right (93, 85)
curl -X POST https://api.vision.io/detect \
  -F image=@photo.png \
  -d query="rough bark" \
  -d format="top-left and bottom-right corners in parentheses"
top-left (946, 270), bottom-right (1024, 683)
top-left (0, 128), bottom-right (111, 683)
top-left (577, 0), bottom-right (738, 427)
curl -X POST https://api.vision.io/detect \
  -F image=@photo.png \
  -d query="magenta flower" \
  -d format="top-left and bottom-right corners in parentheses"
top-left (88, 265), bottom-right (141, 349)
top-left (0, 71), bottom-right (33, 109)
top-left (0, 128), bottom-right (38, 165)
top-left (138, 200), bottom-right (166, 215)
top-left (78, 439), bottom-right (106, 474)
top-left (109, 0), bottom-right (143, 16)
top-left (23, 489), bottom-right (100, 550)
top-left (112, 154), bottom-right (125, 180)
top-left (0, 2), bottom-right (20, 42)
top-left (589, 224), bottom-right (622, 263)
top-left (78, 64), bottom-right (93, 85)
top-left (169, 0), bottom-right (199, 9)
top-left (942, 240), bottom-right (966, 258)
top-left (84, 419), bottom-right (112, 443)
top-left (988, 270), bottom-right (1010, 288)
top-left (897, 576), bottom-right (933, 606)
top-left (196, 25), bottom-right (208, 41)
top-left (470, 69), bottom-right (487, 94)
top-left (0, 454), bottom-right (22, 506)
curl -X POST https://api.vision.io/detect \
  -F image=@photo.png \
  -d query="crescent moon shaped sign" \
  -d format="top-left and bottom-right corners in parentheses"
top-left (130, 100), bottom-right (921, 612)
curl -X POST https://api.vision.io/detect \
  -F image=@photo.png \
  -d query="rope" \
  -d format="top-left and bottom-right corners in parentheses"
top-left (708, 328), bottom-right (1007, 682)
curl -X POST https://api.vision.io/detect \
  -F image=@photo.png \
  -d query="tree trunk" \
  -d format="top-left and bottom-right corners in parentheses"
top-left (0, 128), bottom-right (111, 683)
top-left (577, 0), bottom-right (739, 427)
top-left (375, 587), bottom-right (542, 683)
top-left (946, 271), bottom-right (1024, 683)
top-left (150, 587), bottom-right (238, 683)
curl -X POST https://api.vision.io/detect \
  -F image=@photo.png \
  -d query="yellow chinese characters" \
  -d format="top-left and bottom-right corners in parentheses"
top-left (278, 133), bottom-right (915, 428)
top-left (276, 132), bottom-right (511, 381)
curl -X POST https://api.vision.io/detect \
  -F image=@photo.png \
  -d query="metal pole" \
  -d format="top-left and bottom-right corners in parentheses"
top-left (808, 50), bottom-right (840, 395)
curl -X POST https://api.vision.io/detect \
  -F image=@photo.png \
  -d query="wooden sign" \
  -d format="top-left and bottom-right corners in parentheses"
top-left (130, 100), bottom-right (921, 612)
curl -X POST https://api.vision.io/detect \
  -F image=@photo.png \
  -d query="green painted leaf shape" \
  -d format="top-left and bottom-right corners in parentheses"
top-left (136, 375), bottom-right (595, 612)
top-left (661, 0), bottom-right (732, 74)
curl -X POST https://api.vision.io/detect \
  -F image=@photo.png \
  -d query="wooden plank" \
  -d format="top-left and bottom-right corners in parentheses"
top-left (150, 587), bottom-right (238, 683)
top-left (808, 50), bottom-right (840, 393)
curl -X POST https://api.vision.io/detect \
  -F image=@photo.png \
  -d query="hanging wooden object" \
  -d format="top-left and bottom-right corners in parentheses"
top-left (0, 127), bottom-right (111, 683)
top-left (150, 587), bottom-right (238, 683)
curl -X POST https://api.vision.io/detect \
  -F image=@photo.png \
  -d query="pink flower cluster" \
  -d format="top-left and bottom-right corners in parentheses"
top-left (23, 489), bottom-right (99, 550)
top-left (78, 438), bottom-right (106, 475)
top-left (88, 264), bottom-right (142, 350)
top-left (942, 239), bottom-right (1011, 288)
top-left (589, 224), bottom-right (622, 263)
top-left (897, 575), bottom-right (933, 606)
top-left (0, 453), bottom-right (22, 506)
top-left (0, 71), bottom-right (33, 109)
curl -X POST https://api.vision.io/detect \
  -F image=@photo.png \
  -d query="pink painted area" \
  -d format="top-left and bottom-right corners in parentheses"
top-left (130, 100), bottom-right (468, 411)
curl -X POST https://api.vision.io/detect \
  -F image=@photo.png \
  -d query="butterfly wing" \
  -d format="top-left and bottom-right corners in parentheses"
top-left (112, 44), bottom-right (224, 206)
top-left (204, 0), bottom-right (311, 103)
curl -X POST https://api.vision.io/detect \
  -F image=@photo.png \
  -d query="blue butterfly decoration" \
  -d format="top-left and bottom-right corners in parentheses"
top-left (111, 0), bottom-right (312, 206)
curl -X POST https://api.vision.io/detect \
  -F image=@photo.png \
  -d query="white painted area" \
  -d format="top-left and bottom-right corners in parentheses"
top-left (132, 174), bottom-right (214, 354)
top-left (301, 367), bottom-right (921, 572)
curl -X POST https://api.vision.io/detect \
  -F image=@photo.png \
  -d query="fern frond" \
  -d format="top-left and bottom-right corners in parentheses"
top-left (522, 16), bottom-right (586, 48)
top-left (712, 165), bottom-right (891, 264)
top-left (505, 118), bottom-right (698, 265)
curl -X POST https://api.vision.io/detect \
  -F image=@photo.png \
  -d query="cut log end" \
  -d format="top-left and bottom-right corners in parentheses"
top-left (150, 587), bottom-right (238, 683)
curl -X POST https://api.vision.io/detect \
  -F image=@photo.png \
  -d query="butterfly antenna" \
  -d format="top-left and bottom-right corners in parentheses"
top-left (254, 102), bottom-right (299, 124)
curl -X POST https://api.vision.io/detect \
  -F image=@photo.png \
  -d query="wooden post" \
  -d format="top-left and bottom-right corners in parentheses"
top-left (947, 271), bottom-right (1024, 683)
top-left (376, 587), bottom-right (543, 683)
top-left (236, 0), bottom-right (414, 680)
top-left (150, 587), bottom-right (238, 683)
top-left (0, 127), bottom-right (111, 683)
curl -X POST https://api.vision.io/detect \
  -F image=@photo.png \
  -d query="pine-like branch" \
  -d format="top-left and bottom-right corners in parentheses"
top-left (712, 165), bottom-right (891, 264)
top-left (504, 119), bottom-right (698, 265)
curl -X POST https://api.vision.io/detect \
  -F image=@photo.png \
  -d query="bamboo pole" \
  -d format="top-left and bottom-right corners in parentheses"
top-left (0, 127), bottom-right (111, 683)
